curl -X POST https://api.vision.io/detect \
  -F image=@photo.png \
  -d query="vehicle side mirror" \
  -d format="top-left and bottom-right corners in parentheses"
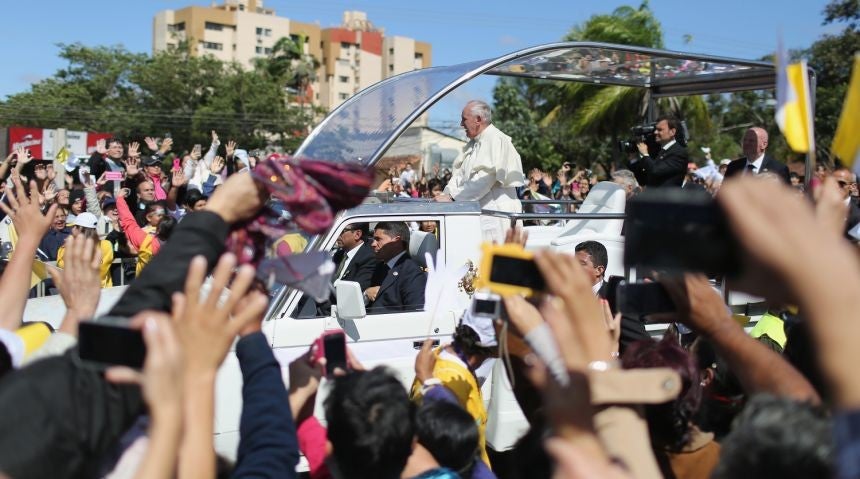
top-left (335, 281), bottom-right (366, 320)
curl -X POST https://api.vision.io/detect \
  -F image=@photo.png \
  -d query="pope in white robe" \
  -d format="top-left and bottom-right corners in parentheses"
top-left (441, 100), bottom-right (525, 242)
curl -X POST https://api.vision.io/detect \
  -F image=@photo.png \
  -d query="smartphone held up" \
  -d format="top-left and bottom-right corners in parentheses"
top-left (77, 317), bottom-right (146, 369)
top-left (313, 330), bottom-right (348, 377)
top-left (624, 188), bottom-right (742, 277)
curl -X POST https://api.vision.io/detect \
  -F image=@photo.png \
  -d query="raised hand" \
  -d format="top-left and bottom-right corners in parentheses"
top-left (210, 156), bottom-right (225, 174)
top-left (14, 147), bottom-right (31, 168)
top-left (81, 170), bottom-right (95, 188)
top-left (144, 136), bottom-right (159, 151)
top-left (171, 254), bottom-right (268, 375)
top-left (172, 169), bottom-right (188, 188)
top-left (159, 137), bottom-right (173, 154)
top-left (211, 130), bottom-right (220, 145)
top-left (123, 156), bottom-right (141, 177)
top-left (533, 250), bottom-right (613, 364)
top-left (0, 176), bottom-right (58, 241)
top-left (95, 139), bottom-right (107, 155)
top-left (43, 182), bottom-right (57, 203)
top-left (203, 171), bottom-right (268, 224)
top-left (225, 140), bottom-right (237, 158)
top-left (190, 144), bottom-right (202, 161)
top-left (504, 226), bottom-right (529, 248)
top-left (127, 141), bottom-right (140, 159)
top-left (48, 235), bottom-right (103, 333)
top-left (414, 338), bottom-right (437, 383)
top-left (106, 314), bottom-right (184, 412)
top-left (106, 314), bottom-right (185, 479)
top-left (96, 171), bottom-right (110, 187)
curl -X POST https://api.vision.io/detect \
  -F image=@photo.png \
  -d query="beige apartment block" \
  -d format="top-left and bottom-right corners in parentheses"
top-left (153, 2), bottom-right (431, 111)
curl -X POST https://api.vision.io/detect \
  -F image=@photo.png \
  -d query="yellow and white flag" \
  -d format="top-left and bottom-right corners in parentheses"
top-left (832, 54), bottom-right (860, 167)
top-left (775, 37), bottom-right (814, 153)
top-left (55, 146), bottom-right (70, 165)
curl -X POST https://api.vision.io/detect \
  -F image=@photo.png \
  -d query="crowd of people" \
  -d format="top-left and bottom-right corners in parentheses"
top-left (0, 132), bottom-right (261, 287)
top-left (2, 96), bottom-right (860, 479)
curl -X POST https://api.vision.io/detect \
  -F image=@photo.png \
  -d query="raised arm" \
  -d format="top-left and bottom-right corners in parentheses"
top-left (0, 177), bottom-right (57, 330)
top-left (115, 193), bottom-right (148, 250)
top-left (662, 274), bottom-right (820, 403)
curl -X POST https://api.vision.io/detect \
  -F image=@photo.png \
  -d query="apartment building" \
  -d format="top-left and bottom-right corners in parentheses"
top-left (153, 1), bottom-right (431, 110)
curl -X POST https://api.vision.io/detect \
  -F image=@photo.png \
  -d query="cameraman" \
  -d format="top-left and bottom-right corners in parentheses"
top-left (630, 116), bottom-right (688, 187)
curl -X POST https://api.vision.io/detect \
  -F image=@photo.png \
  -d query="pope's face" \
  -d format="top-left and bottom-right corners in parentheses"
top-left (461, 107), bottom-right (481, 140)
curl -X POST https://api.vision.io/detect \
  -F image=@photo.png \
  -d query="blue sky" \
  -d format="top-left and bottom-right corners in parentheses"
top-left (0, 0), bottom-right (836, 99)
top-left (0, 0), bottom-right (838, 133)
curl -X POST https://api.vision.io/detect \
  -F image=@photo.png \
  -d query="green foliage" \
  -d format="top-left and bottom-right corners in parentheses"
top-left (564, 2), bottom-right (664, 48)
top-left (493, 78), bottom-right (562, 172)
top-left (806, 0), bottom-right (860, 164)
top-left (494, 1), bottom-right (712, 176)
top-left (0, 42), bottom-right (314, 152)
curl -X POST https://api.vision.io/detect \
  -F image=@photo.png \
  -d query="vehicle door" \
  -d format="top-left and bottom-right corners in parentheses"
top-left (270, 215), bottom-right (463, 388)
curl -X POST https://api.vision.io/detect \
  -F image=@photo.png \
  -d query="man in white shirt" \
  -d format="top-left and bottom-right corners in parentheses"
top-left (332, 223), bottom-right (377, 291)
top-left (574, 240), bottom-right (608, 296)
top-left (437, 100), bottom-right (525, 242)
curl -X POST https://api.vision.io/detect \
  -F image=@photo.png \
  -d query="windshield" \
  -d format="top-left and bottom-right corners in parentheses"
top-left (293, 42), bottom-right (775, 170)
top-left (293, 60), bottom-right (486, 166)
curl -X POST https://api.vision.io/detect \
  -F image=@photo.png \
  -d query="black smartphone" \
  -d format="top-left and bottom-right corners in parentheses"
top-left (77, 318), bottom-right (145, 369)
top-left (604, 275), bottom-right (624, 314)
top-left (624, 188), bottom-right (741, 276)
top-left (616, 282), bottom-right (676, 315)
top-left (323, 331), bottom-right (347, 376)
top-left (489, 255), bottom-right (547, 294)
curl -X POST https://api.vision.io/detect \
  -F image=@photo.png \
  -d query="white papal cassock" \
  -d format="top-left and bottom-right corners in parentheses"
top-left (443, 124), bottom-right (525, 243)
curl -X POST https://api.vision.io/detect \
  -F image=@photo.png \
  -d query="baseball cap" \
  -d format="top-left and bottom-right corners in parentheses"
top-left (101, 197), bottom-right (117, 210)
top-left (719, 159), bottom-right (732, 166)
top-left (73, 212), bottom-right (98, 229)
top-left (459, 309), bottom-right (497, 348)
top-left (234, 149), bottom-right (250, 163)
top-left (142, 156), bottom-right (162, 167)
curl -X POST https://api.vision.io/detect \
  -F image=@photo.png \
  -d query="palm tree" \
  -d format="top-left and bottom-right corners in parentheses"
top-left (537, 2), bottom-right (710, 170)
top-left (258, 36), bottom-right (321, 107)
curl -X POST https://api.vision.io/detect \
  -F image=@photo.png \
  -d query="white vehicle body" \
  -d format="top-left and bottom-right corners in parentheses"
top-left (21, 41), bottom-right (784, 464)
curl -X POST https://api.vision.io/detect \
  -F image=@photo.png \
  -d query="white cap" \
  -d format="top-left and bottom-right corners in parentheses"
top-left (720, 159), bottom-right (732, 166)
top-left (234, 149), bottom-right (249, 163)
top-left (73, 212), bottom-right (98, 229)
top-left (460, 309), bottom-right (497, 348)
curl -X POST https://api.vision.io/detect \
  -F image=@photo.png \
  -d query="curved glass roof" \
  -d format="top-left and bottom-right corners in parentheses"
top-left (293, 42), bottom-right (776, 168)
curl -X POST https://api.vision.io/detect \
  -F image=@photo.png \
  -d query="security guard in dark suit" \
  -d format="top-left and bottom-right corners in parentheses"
top-left (364, 221), bottom-right (426, 313)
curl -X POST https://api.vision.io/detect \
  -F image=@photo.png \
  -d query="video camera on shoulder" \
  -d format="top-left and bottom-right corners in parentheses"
top-left (624, 188), bottom-right (741, 277)
top-left (617, 120), bottom-right (689, 156)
